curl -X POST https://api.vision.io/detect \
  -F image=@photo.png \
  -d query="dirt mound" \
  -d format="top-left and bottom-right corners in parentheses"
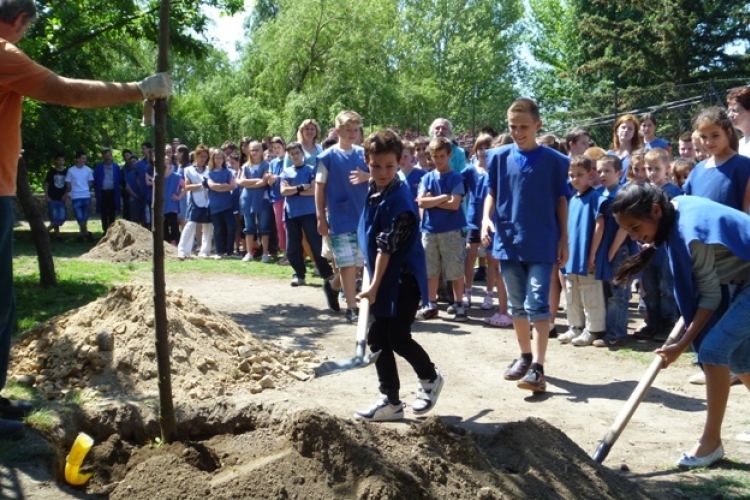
top-left (82, 219), bottom-right (178, 262)
top-left (80, 410), bottom-right (650, 500)
top-left (9, 284), bottom-right (317, 401)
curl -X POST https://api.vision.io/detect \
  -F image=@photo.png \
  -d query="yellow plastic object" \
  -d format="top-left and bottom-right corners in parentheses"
top-left (65, 432), bottom-right (94, 486)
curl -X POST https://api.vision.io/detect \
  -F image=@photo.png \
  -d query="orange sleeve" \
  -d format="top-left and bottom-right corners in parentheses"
top-left (0, 39), bottom-right (53, 93)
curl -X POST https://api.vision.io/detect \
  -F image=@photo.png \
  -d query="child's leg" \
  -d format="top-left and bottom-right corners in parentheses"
top-left (659, 263), bottom-right (679, 327)
top-left (273, 199), bottom-right (286, 252)
top-left (285, 216), bottom-right (305, 278)
top-left (225, 211), bottom-right (236, 255)
top-left (177, 221), bottom-right (196, 257)
top-left (464, 241), bottom-right (479, 300)
top-left (691, 364), bottom-right (731, 456)
top-left (199, 223), bottom-right (213, 257)
top-left (367, 316), bottom-right (400, 403)
top-left (548, 263), bottom-right (562, 326)
top-left (641, 265), bottom-right (661, 327)
top-left (580, 275), bottom-right (606, 333)
top-left (605, 246), bottom-right (631, 341)
top-left (423, 233), bottom-right (440, 303)
top-left (389, 274), bottom-right (437, 380)
top-left (259, 203), bottom-right (272, 257)
top-left (441, 231), bottom-right (466, 304)
top-left (564, 274), bottom-right (585, 329)
top-left (211, 211), bottom-right (226, 255)
top-left (499, 260), bottom-right (533, 353)
top-left (300, 215), bottom-right (334, 279)
top-left (340, 266), bottom-right (359, 309)
top-left (243, 212), bottom-right (257, 257)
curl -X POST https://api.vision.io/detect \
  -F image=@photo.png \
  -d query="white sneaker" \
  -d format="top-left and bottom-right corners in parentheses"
top-left (354, 396), bottom-right (404, 422)
top-left (481, 295), bottom-right (494, 310)
top-left (736, 431), bottom-right (750, 442)
top-left (558, 328), bottom-right (581, 344)
top-left (572, 329), bottom-right (596, 346)
top-left (461, 294), bottom-right (471, 308)
top-left (242, 253), bottom-right (253, 262)
top-left (261, 254), bottom-right (270, 263)
top-left (412, 369), bottom-right (444, 415)
top-left (688, 371), bottom-right (706, 385)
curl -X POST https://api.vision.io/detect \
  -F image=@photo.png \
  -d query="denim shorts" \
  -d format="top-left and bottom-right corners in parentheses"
top-left (499, 260), bottom-right (553, 322)
top-left (243, 200), bottom-right (272, 236)
top-left (71, 198), bottom-right (91, 225)
top-left (697, 283), bottom-right (750, 374)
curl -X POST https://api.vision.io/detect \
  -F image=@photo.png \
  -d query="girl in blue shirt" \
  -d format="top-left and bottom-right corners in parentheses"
top-left (238, 141), bottom-right (272, 262)
top-left (206, 148), bottom-right (236, 259)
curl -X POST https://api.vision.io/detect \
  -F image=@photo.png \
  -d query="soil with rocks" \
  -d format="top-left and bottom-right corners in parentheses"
top-left (9, 284), bottom-right (316, 402)
top-left (82, 220), bottom-right (178, 262)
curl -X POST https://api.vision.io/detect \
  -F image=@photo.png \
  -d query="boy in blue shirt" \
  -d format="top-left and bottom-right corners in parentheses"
top-left (282, 142), bottom-right (335, 287)
top-left (398, 140), bottom-right (426, 203)
top-left (355, 129), bottom-right (443, 422)
top-left (558, 156), bottom-right (606, 344)
top-left (589, 155), bottom-right (633, 347)
top-left (416, 137), bottom-right (468, 322)
top-left (315, 110), bottom-right (370, 322)
top-left (481, 98), bottom-right (569, 393)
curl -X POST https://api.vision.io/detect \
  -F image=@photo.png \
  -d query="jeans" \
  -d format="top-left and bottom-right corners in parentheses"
top-left (698, 283), bottom-right (750, 373)
top-left (605, 245), bottom-right (631, 340)
top-left (285, 213), bottom-right (333, 280)
top-left (211, 208), bottom-right (236, 256)
top-left (642, 262), bottom-right (678, 327)
top-left (47, 200), bottom-right (66, 227)
top-left (71, 197), bottom-right (91, 226)
top-left (99, 189), bottom-right (117, 232)
top-left (0, 198), bottom-right (15, 390)
top-left (243, 200), bottom-right (272, 236)
top-left (369, 274), bottom-right (436, 402)
top-left (499, 260), bottom-right (553, 322)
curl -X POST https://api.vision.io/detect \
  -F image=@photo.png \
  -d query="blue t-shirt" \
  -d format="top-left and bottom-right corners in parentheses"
top-left (486, 144), bottom-right (569, 263)
top-left (207, 168), bottom-right (234, 214)
top-left (162, 172), bottom-right (182, 214)
top-left (268, 158), bottom-right (284, 203)
top-left (135, 159), bottom-right (154, 202)
top-left (280, 164), bottom-right (316, 219)
top-left (401, 168), bottom-right (427, 203)
top-left (683, 154), bottom-right (750, 212)
top-left (317, 146), bottom-right (369, 235)
top-left (593, 184), bottom-right (634, 281)
top-left (462, 165), bottom-right (489, 230)
top-left (564, 187), bottom-right (601, 276)
top-left (645, 137), bottom-right (670, 150)
top-left (650, 182), bottom-right (685, 267)
top-left (418, 169), bottom-right (466, 233)
top-left (239, 162), bottom-right (270, 215)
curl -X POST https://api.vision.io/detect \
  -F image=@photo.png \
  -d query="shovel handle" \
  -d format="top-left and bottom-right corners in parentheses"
top-left (355, 270), bottom-right (371, 359)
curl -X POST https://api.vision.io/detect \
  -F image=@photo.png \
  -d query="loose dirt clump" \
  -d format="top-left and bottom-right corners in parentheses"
top-left (82, 219), bottom-right (178, 262)
top-left (9, 284), bottom-right (317, 401)
top-left (80, 410), bottom-right (651, 499)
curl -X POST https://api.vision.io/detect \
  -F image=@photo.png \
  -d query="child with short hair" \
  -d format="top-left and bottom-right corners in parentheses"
top-left (634, 148), bottom-right (682, 339)
top-left (566, 127), bottom-right (591, 157)
top-left (583, 147), bottom-right (607, 190)
top-left (414, 136), bottom-right (431, 170)
top-left (65, 151), bottom-right (94, 241)
top-left (678, 131), bottom-right (695, 159)
top-left (691, 130), bottom-right (708, 162)
top-left (281, 142), bottom-right (334, 286)
top-left (416, 137), bottom-right (468, 322)
top-left (315, 110), bottom-right (370, 321)
top-left (206, 147), bottom-right (237, 259)
top-left (481, 98), bottom-right (569, 392)
top-left (399, 140), bottom-right (426, 202)
top-left (672, 157), bottom-right (695, 189)
top-left (354, 129), bottom-right (443, 422)
top-left (640, 113), bottom-right (671, 152)
top-left (558, 156), bottom-right (606, 344)
top-left (238, 141), bottom-right (272, 263)
top-left (588, 155), bottom-right (633, 347)
top-left (45, 153), bottom-right (67, 240)
top-left (628, 148), bottom-right (648, 183)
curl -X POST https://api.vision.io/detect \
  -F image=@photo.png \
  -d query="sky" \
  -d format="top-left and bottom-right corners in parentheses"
top-left (201, 1), bottom-right (254, 61)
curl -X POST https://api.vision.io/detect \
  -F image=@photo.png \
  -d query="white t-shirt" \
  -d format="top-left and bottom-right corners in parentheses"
top-left (184, 165), bottom-right (209, 207)
top-left (65, 165), bottom-right (93, 200)
top-left (739, 136), bottom-right (750, 158)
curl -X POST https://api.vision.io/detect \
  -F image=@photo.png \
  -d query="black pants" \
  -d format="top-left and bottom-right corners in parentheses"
top-left (285, 213), bottom-right (333, 280)
top-left (100, 190), bottom-right (117, 232)
top-left (368, 273), bottom-right (436, 403)
top-left (164, 212), bottom-right (180, 244)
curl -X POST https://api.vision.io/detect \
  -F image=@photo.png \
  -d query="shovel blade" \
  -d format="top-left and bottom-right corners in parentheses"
top-left (314, 350), bottom-right (381, 377)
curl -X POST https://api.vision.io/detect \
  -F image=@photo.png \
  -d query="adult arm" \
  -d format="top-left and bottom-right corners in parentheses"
top-left (24, 75), bottom-right (142, 108)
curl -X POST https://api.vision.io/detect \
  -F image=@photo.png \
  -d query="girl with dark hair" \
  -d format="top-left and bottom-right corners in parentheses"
top-left (612, 182), bottom-right (750, 467)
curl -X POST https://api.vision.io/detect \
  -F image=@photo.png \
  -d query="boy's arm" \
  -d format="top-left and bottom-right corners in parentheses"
top-left (481, 190), bottom-right (497, 245)
top-left (300, 180), bottom-right (315, 196)
top-left (608, 228), bottom-right (628, 262)
top-left (589, 216), bottom-right (604, 270)
top-left (279, 180), bottom-right (299, 196)
top-left (436, 193), bottom-right (463, 210)
top-left (556, 195), bottom-right (569, 267)
top-left (417, 193), bottom-right (450, 209)
top-left (314, 181), bottom-right (329, 236)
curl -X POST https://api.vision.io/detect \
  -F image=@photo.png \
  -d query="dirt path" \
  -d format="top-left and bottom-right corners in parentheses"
top-left (3, 272), bottom-right (750, 498)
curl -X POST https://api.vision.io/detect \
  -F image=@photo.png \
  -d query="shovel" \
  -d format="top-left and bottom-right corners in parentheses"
top-left (591, 323), bottom-right (684, 463)
top-left (314, 270), bottom-right (380, 377)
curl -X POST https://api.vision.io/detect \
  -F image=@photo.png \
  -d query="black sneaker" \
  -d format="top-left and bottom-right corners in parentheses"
top-left (503, 357), bottom-right (531, 381)
top-left (345, 308), bottom-right (359, 323)
top-left (517, 368), bottom-right (547, 393)
top-left (323, 280), bottom-right (340, 312)
top-left (0, 397), bottom-right (33, 420)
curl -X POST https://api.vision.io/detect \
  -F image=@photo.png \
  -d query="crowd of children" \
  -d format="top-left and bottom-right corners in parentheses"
top-left (40, 89), bottom-right (750, 457)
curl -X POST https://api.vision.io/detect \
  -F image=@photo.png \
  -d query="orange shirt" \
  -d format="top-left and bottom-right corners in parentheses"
top-left (0, 37), bottom-right (53, 196)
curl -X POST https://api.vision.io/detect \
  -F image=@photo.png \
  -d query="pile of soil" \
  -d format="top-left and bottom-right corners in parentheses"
top-left (9, 284), bottom-right (316, 401)
top-left (82, 219), bottom-right (178, 262)
top-left (81, 410), bottom-right (650, 499)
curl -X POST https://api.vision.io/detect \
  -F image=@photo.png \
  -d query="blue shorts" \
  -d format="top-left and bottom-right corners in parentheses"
top-left (499, 260), bottom-right (553, 322)
top-left (697, 283), bottom-right (750, 374)
top-left (243, 200), bottom-right (272, 236)
top-left (71, 198), bottom-right (91, 226)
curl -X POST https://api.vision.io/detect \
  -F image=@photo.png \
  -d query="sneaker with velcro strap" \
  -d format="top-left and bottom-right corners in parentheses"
top-left (354, 396), bottom-right (405, 422)
top-left (412, 369), bottom-right (444, 415)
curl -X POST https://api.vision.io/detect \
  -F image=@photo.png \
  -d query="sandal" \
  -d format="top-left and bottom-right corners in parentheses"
top-left (484, 312), bottom-right (512, 327)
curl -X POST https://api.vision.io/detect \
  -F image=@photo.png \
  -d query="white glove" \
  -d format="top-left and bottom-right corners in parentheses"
top-left (137, 72), bottom-right (173, 100)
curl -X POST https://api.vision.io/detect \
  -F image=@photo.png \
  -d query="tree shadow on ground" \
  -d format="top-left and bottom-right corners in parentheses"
top-left (548, 376), bottom-right (706, 411)
top-left (13, 226), bottom-right (102, 259)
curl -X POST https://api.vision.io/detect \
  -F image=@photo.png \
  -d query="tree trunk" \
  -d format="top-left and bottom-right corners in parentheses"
top-left (15, 157), bottom-right (57, 287)
top-left (152, 0), bottom-right (178, 444)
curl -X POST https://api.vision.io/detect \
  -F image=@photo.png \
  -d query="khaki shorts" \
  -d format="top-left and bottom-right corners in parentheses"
top-left (330, 231), bottom-right (364, 268)
top-left (422, 230), bottom-right (465, 280)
